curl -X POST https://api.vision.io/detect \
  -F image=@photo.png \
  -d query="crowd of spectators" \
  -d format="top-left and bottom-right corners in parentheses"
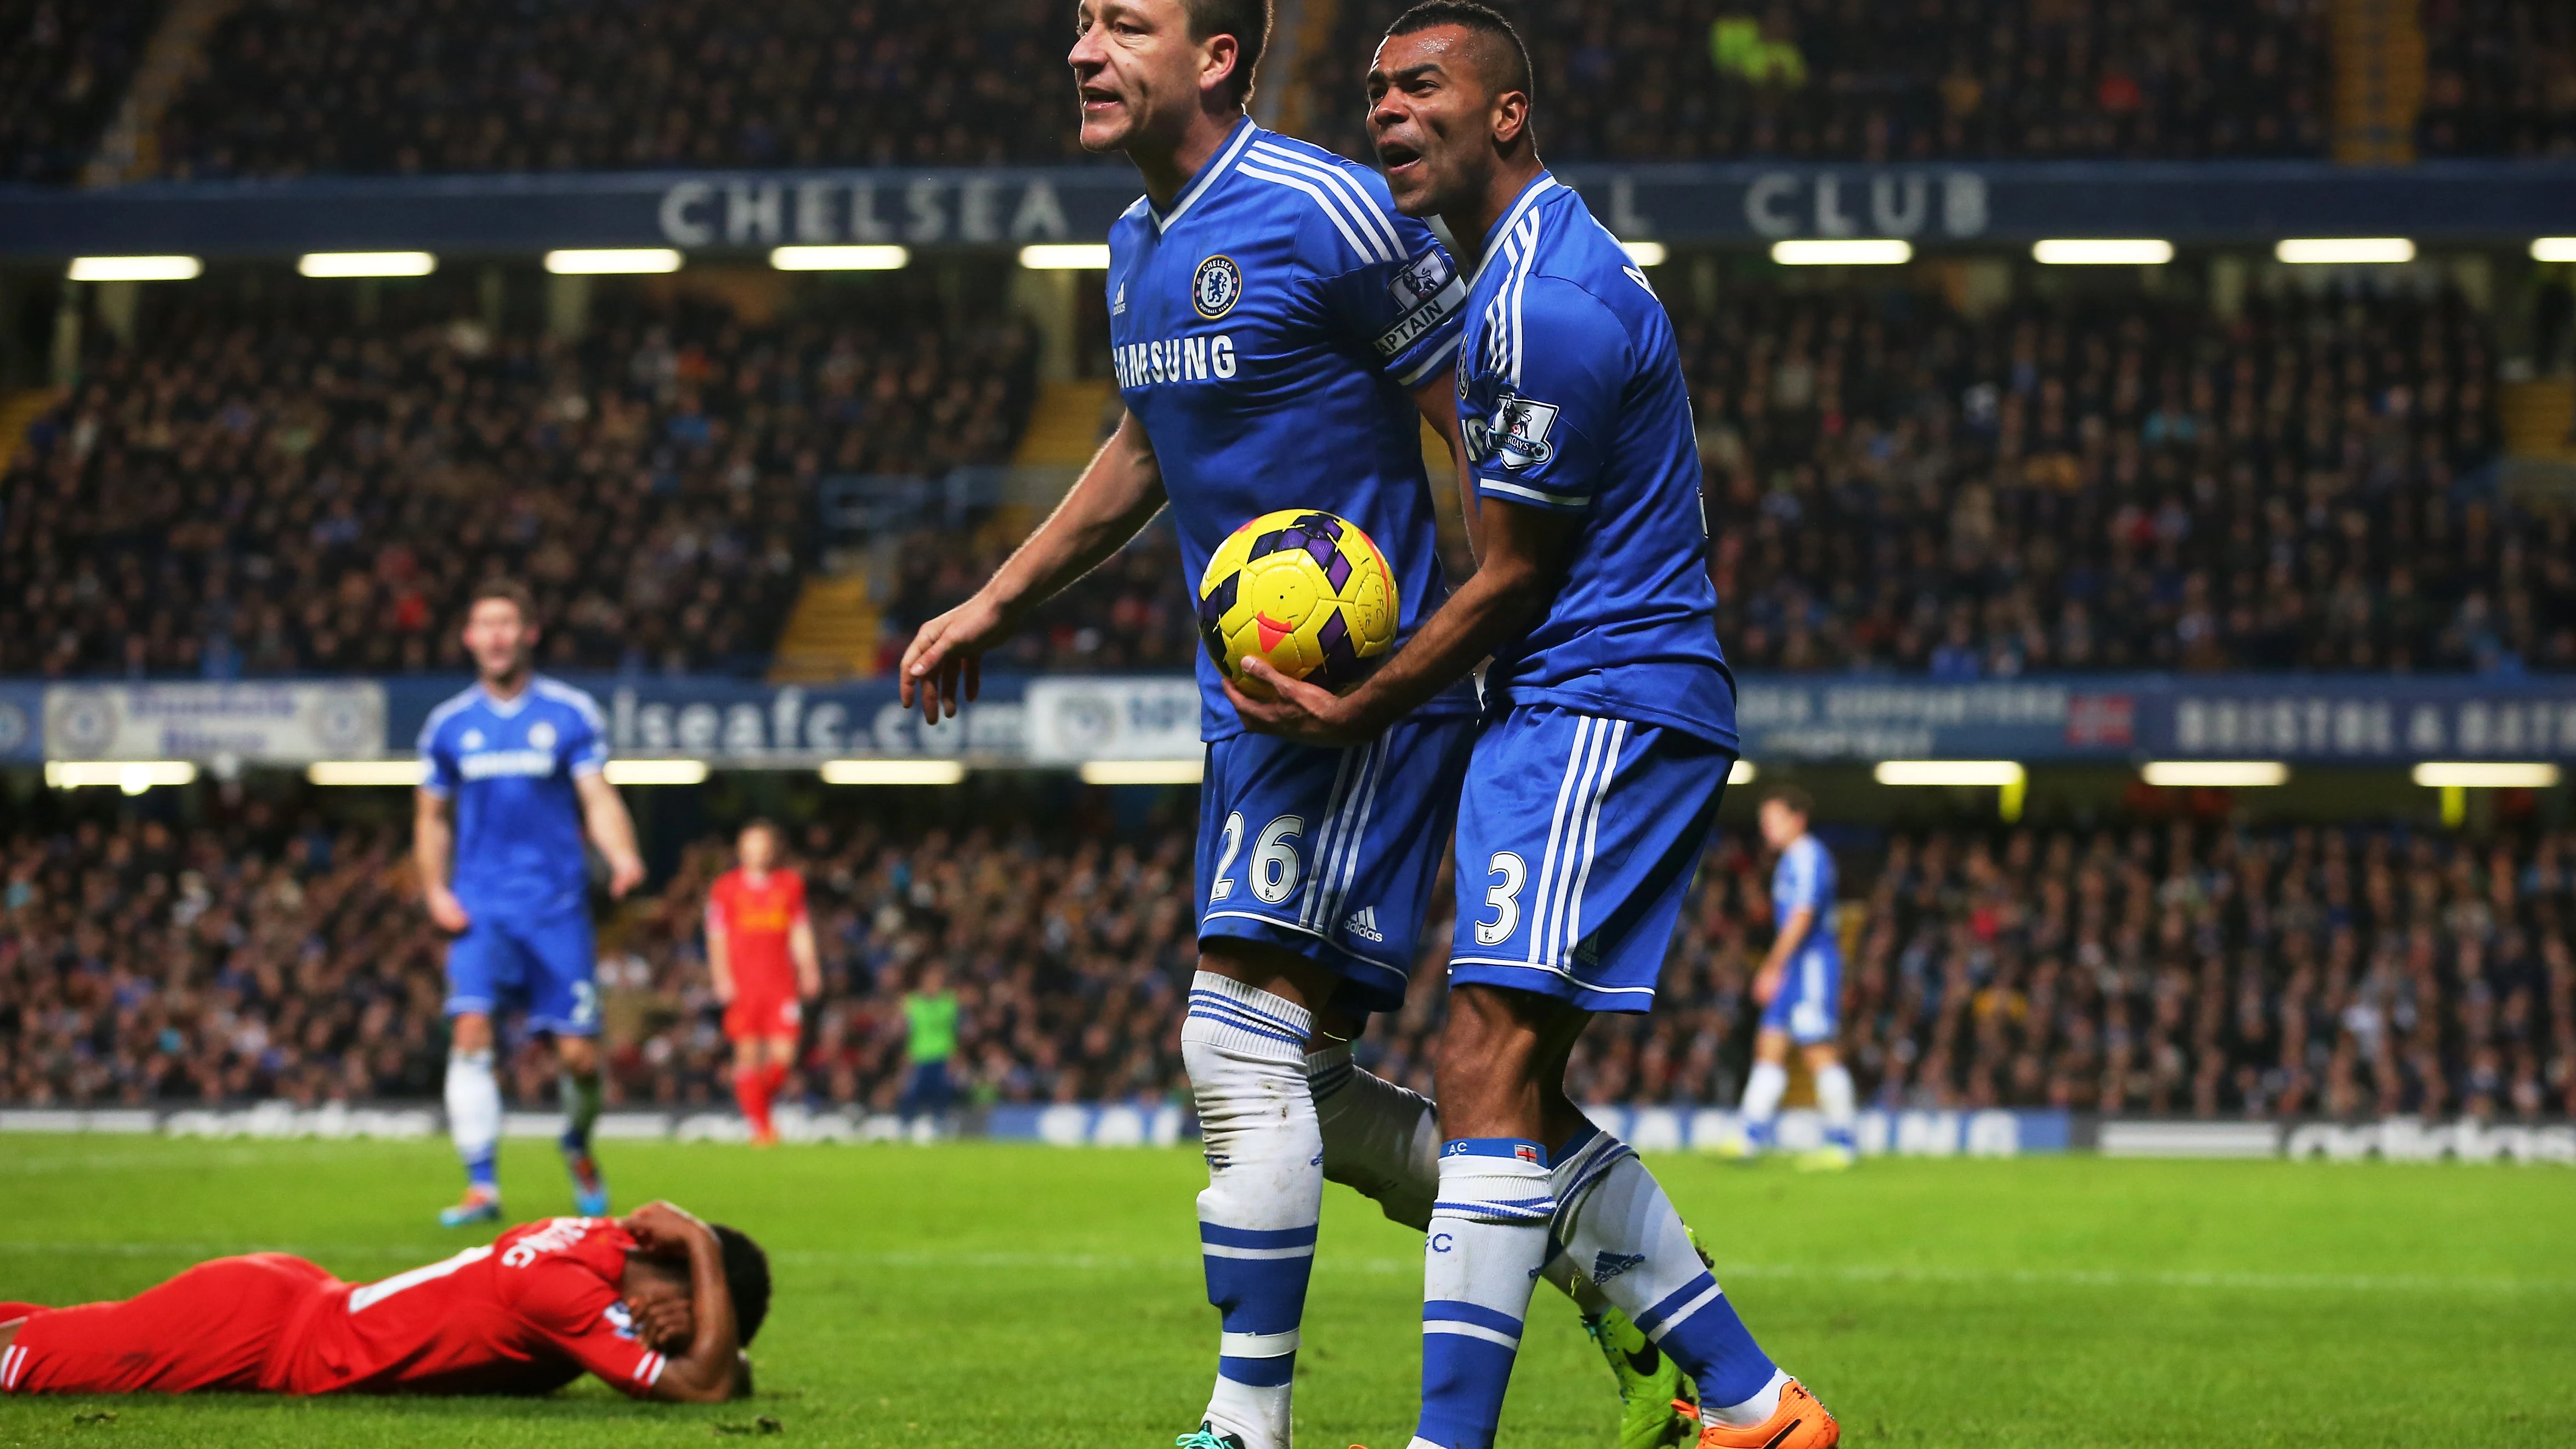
top-left (877, 518), bottom-right (1201, 679)
top-left (0, 0), bottom-right (157, 184)
top-left (2418, 0), bottom-right (2576, 158)
top-left (1, 272), bottom-right (1036, 677)
top-left (1687, 280), bottom-right (2530, 675)
top-left (148, 0), bottom-right (1091, 178)
top-left (8, 793), bottom-right (2570, 1127)
top-left (1302, 0), bottom-right (2333, 165)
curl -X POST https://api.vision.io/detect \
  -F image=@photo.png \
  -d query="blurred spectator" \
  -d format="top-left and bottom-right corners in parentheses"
top-left (151, 0), bottom-right (1094, 178)
top-left (2419, 0), bottom-right (2576, 157)
top-left (1301, 0), bottom-right (2331, 164)
top-left (0, 271), bottom-right (1036, 677)
top-left (9, 797), bottom-right (2570, 1125)
top-left (1680, 280), bottom-right (2524, 674)
top-left (0, 0), bottom-right (156, 183)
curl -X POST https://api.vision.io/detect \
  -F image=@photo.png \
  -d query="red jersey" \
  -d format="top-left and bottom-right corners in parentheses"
top-left (707, 867), bottom-right (807, 1000)
top-left (294, 1217), bottom-right (666, 1395)
top-left (2, 1219), bottom-right (664, 1399)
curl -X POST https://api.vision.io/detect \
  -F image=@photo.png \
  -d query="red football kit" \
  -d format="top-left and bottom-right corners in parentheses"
top-left (707, 867), bottom-right (808, 1041)
top-left (0, 1218), bottom-right (665, 1397)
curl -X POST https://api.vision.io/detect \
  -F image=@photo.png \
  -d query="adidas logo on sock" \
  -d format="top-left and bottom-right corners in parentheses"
top-left (1591, 1251), bottom-right (1648, 1283)
top-left (1343, 905), bottom-right (1385, 943)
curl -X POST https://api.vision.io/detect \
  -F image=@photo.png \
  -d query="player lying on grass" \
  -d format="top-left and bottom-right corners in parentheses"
top-left (0, 1202), bottom-right (765, 1403)
top-left (1229, 5), bottom-right (1839, 1447)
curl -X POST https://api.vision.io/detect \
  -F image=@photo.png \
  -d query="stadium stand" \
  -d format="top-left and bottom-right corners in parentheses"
top-left (0, 0), bottom-right (160, 183)
top-left (2418, 0), bottom-right (2576, 157)
top-left (1, 273), bottom-right (1037, 677)
top-left (1298, 0), bottom-right (2335, 164)
top-left (7, 800), bottom-right (2568, 1123)
top-left (146, 0), bottom-right (1090, 179)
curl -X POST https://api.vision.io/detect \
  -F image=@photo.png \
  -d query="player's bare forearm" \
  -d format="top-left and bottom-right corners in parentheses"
top-left (984, 410), bottom-right (1168, 617)
top-left (412, 789), bottom-right (452, 895)
top-left (620, 1202), bottom-right (740, 1402)
top-left (705, 927), bottom-right (734, 1003)
top-left (789, 920), bottom-right (822, 998)
top-left (1766, 906), bottom-right (1814, 973)
top-left (1415, 378), bottom-right (1482, 565)
top-left (574, 773), bottom-right (645, 896)
top-left (1228, 496), bottom-right (1569, 744)
top-left (901, 410), bottom-right (1167, 719)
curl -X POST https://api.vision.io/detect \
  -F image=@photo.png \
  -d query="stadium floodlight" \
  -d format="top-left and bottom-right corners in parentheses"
top-left (770, 245), bottom-right (910, 271)
top-left (1621, 241), bottom-right (1669, 268)
top-left (2033, 239), bottom-right (2174, 266)
top-left (2141, 761), bottom-right (2290, 788)
top-left (1020, 243), bottom-right (1113, 270)
top-left (1873, 760), bottom-right (2025, 787)
top-left (603, 758), bottom-right (710, 786)
top-left (67, 255), bottom-right (202, 282)
top-left (543, 248), bottom-right (684, 275)
top-left (45, 761), bottom-right (197, 794)
top-left (297, 251), bottom-right (437, 278)
top-left (1728, 759), bottom-right (1758, 786)
top-left (1080, 759), bottom-right (1205, 786)
top-left (307, 760), bottom-right (430, 787)
top-left (2274, 238), bottom-right (2414, 265)
top-left (1771, 239), bottom-right (1911, 266)
top-left (2535, 238), bottom-right (2576, 263)
top-left (820, 759), bottom-right (967, 785)
top-left (2410, 762), bottom-right (2562, 789)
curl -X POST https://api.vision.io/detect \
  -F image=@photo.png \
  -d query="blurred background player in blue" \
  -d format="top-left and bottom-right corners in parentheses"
top-left (416, 579), bottom-right (646, 1227)
top-left (1733, 787), bottom-right (1859, 1170)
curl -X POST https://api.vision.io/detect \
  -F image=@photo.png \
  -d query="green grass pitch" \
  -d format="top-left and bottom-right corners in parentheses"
top-left (3, 1139), bottom-right (2573, 1447)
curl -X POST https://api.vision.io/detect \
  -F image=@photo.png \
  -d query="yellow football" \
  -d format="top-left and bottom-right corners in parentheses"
top-left (1196, 509), bottom-right (1399, 693)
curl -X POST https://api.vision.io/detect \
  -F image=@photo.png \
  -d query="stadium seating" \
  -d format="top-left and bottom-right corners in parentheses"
top-left (2418, 0), bottom-right (2576, 157)
top-left (147, 0), bottom-right (1092, 178)
top-left (7, 800), bottom-right (2567, 1124)
top-left (1, 274), bottom-right (1037, 677)
top-left (0, 0), bottom-right (157, 183)
top-left (1300, 0), bottom-right (2334, 164)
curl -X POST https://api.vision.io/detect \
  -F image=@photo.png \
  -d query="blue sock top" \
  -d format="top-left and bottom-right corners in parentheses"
top-left (1441, 1138), bottom-right (1552, 1169)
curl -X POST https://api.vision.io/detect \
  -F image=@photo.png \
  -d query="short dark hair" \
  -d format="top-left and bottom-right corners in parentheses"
top-left (712, 1223), bottom-right (772, 1345)
top-left (1182, 0), bottom-right (1272, 108)
top-left (468, 577), bottom-right (536, 623)
top-left (1386, 1), bottom-right (1533, 103)
top-left (1764, 785), bottom-right (1814, 820)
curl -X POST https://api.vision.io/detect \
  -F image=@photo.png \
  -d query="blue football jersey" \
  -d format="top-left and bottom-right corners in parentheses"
top-left (1107, 118), bottom-right (1474, 739)
top-left (1454, 175), bottom-right (1736, 748)
top-left (1772, 834), bottom-right (1839, 961)
top-left (418, 677), bottom-right (610, 917)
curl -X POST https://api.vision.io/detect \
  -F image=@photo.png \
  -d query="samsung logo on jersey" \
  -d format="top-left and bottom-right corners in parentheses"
top-left (458, 749), bottom-right (557, 780)
top-left (1113, 334), bottom-right (1238, 389)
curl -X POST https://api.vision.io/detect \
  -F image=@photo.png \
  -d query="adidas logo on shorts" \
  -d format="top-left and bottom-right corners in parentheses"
top-left (1343, 905), bottom-right (1386, 944)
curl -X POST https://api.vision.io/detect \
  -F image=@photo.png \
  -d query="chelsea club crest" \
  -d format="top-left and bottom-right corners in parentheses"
top-left (1192, 255), bottom-right (1243, 320)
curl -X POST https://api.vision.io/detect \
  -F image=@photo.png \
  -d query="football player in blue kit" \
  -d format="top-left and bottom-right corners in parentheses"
top-left (415, 580), bottom-right (645, 1229)
top-left (894, 4), bottom-right (1621, 1447)
top-left (1729, 787), bottom-right (1860, 1170)
top-left (1228, 6), bottom-right (1842, 1448)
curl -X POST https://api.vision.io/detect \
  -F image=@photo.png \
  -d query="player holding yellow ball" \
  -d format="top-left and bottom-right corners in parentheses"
top-left (1198, 509), bottom-right (1399, 696)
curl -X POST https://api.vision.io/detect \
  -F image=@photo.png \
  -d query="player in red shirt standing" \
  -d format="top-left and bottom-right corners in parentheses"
top-left (0, 1201), bottom-right (765, 1401)
top-left (705, 820), bottom-right (822, 1146)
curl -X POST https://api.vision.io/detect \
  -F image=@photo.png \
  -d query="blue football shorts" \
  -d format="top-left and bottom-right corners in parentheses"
top-left (1446, 704), bottom-right (1733, 1015)
top-left (1194, 714), bottom-right (1476, 1014)
top-left (1760, 947), bottom-right (1843, 1045)
top-left (442, 906), bottom-right (601, 1037)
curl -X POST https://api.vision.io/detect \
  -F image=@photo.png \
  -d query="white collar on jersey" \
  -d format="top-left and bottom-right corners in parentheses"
top-left (475, 680), bottom-right (535, 717)
top-left (1466, 172), bottom-right (1560, 290)
top-left (1152, 117), bottom-right (1259, 234)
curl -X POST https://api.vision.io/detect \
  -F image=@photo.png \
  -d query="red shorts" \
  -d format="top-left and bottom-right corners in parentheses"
top-left (723, 992), bottom-right (802, 1042)
top-left (2, 1254), bottom-right (338, 1394)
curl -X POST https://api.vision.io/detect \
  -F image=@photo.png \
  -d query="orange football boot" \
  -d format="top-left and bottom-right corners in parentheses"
top-left (1676, 1378), bottom-right (1839, 1449)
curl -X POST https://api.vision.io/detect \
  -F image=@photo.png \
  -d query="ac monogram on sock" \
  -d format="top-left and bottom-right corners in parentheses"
top-left (1413, 1139), bottom-right (1556, 1449)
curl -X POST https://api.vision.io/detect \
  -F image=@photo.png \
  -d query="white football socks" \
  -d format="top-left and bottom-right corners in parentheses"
top-left (1185, 973), bottom-right (1321, 1449)
top-left (1307, 1043), bottom-right (1440, 1229)
top-left (445, 1047), bottom-right (501, 1190)
top-left (1815, 1061), bottom-right (1858, 1145)
top-left (1739, 1059), bottom-right (1788, 1130)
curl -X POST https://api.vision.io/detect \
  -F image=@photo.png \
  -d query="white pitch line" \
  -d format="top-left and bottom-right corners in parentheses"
top-left (2, 1242), bottom-right (2567, 1295)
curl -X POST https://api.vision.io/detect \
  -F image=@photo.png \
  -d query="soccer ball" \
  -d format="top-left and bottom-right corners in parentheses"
top-left (1197, 509), bottom-right (1399, 694)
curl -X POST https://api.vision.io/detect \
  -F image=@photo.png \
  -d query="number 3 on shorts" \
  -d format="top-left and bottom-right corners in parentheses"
top-left (1475, 852), bottom-right (1527, 947)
